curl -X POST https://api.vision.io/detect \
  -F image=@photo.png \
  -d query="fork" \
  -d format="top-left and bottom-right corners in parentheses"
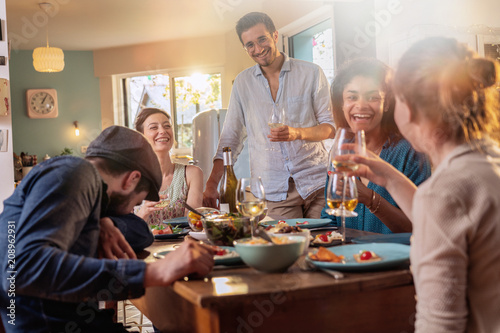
top-left (297, 257), bottom-right (344, 279)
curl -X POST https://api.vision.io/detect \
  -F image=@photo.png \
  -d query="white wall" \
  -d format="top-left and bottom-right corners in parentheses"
top-left (373, 0), bottom-right (500, 67)
top-left (0, 0), bottom-right (14, 212)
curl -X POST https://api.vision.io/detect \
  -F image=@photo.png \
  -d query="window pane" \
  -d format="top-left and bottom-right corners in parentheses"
top-left (484, 43), bottom-right (500, 62)
top-left (290, 19), bottom-right (334, 83)
top-left (173, 73), bottom-right (222, 148)
top-left (124, 74), bottom-right (170, 128)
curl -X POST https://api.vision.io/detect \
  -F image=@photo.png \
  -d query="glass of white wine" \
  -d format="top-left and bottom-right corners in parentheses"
top-left (236, 177), bottom-right (266, 237)
top-left (326, 173), bottom-right (358, 217)
top-left (328, 128), bottom-right (366, 174)
top-left (326, 173), bottom-right (358, 243)
top-left (327, 128), bottom-right (365, 243)
top-left (267, 104), bottom-right (285, 151)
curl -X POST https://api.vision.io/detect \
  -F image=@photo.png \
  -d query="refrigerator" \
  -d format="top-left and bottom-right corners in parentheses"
top-left (192, 108), bottom-right (250, 189)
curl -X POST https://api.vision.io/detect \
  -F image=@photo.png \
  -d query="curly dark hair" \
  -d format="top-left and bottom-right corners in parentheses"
top-left (331, 57), bottom-right (400, 144)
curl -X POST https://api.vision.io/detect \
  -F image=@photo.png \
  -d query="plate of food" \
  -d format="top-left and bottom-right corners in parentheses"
top-left (306, 243), bottom-right (410, 272)
top-left (156, 246), bottom-right (242, 266)
top-left (260, 218), bottom-right (332, 229)
top-left (151, 224), bottom-right (190, 240)
top-left (310, 230), bottom-right (343, 247)
top-left (163, 217), bottom-right (189, 229)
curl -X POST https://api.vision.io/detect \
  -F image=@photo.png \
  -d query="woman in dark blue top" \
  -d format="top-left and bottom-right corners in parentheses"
top-left (321, 58), bottom-right (431, 234)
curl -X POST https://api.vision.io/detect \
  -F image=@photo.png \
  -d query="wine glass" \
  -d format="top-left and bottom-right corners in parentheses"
top-left (328, 128), bottom-right (366, 174)
top-left (326, 173), bottom-right (358, 217)
top-left (236, 177), bottom-right (266, 238)
top-left (326, 173), bottom-right (358, 243)
top-left (267, 104), bottom-right (286, 151)
top-left (327, 128), bottom-right (365, 243)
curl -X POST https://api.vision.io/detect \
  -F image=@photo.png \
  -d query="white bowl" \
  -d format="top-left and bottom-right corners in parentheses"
top-left (189, 231), bottom-right (208, 241)
top-left (268, 229), bottom-right (311, 254)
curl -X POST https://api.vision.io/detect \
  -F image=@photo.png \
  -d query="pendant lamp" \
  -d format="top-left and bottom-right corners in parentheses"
top-left (32, 2), bottom-right (65, 73)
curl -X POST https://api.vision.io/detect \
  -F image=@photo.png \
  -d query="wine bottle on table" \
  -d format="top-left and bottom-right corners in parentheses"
top-left (219, 147), bottom-right (238, 213)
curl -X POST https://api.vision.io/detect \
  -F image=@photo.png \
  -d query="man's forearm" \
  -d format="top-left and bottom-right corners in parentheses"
top-left (297, 123), bottom-right (335, 141)
top-left (205, 159), bottom-right (224, 189)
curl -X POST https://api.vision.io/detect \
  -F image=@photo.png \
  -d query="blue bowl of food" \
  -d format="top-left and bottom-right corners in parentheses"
top-left (233, 235), bottom-right (306, 273)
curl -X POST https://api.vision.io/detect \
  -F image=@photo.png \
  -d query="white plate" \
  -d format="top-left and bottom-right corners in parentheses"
top-left (157, 246), bottom-right (242, 265)
top-left (189, 231), bottom-right (208, 241)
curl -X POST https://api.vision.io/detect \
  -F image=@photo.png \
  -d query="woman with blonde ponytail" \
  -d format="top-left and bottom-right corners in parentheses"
top-left (343, 37), bottom-right (500, 332)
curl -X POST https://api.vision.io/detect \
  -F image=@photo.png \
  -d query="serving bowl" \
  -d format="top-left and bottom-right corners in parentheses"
top-left (267, 229), bottom-right (311, 254)
top-left (233, 235), bottom-right (306, 273)
top-left (187, 207), bottom-right (220, 232)
top-left (202, 214), bottom-right (254, 246)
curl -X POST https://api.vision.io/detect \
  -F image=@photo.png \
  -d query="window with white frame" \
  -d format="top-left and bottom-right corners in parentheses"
top-left (279, 5), bottom-right (335, 83)
top-left (120, 71), bottom-right (222, 149)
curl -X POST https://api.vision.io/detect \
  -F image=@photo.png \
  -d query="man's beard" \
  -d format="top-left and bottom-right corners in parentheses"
top-left (106, 191), bottom-right (134, 216)
top-left (254, 46), bottom-right (276, 67)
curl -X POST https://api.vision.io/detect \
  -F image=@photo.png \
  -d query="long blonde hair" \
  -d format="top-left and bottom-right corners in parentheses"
top-left (394, 37), bottom-right (500, 145)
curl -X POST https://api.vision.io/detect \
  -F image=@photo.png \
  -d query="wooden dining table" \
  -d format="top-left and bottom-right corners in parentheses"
top-left (132, 228), bottom-right (416, 333)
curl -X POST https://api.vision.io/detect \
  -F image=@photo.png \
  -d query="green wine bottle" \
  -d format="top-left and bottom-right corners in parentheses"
top-left (219, 147), bottom-right (238, 213)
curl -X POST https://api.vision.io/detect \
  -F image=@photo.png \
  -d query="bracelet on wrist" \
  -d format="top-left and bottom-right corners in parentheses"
top-left (369, 193), bottom-right (382, 214)
top-left (368, 190), bottom-right (376, 210)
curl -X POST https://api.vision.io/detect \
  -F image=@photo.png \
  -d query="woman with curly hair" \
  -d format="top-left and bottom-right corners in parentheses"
top-left (321, 58), bottom-right (431, 233)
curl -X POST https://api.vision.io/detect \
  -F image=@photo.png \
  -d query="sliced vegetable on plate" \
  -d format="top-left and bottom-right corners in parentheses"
top-left (151, 224), bottom-right (189, 239)
top-left (156, 246), bottom-right (242, 265)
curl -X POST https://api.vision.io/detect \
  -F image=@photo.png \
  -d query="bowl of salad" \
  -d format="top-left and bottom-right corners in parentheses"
top-left (187, 207), bottom-right (220, 232)
top-left (202, 213), bottom-right (254, 247)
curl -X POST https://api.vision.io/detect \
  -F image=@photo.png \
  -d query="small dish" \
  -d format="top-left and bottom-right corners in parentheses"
top-left (163, 216), bottom-right (189, 229)
top-left (261, 218), bottom-right (332, 229)
top-left (189, 231), bottom-right (208, 241)
top-left (156, 246), bottom-right (242, 266)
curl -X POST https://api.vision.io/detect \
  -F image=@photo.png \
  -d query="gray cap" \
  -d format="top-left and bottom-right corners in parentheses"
top-left (86, 125), bottom-right (162, 201)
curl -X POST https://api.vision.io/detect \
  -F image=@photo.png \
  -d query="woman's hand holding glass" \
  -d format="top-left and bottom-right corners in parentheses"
top-left (236, 177), bottom-right (266, 237)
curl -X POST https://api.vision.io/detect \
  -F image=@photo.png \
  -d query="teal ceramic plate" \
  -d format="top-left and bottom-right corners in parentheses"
top-left (157, 246), bottom-right (242, 266)
top-left (351, 233), bottom-right (412, 245)
top-left (154, 228), bottom-right (190, 240)
top-left (162, 217), bottom-right (189, 228)
top-left (306, 243), bottom-right (410, 272)
top-left (261, 218), bottom-right (332, 229)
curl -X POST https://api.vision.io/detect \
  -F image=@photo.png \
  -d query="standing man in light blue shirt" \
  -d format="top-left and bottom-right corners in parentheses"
top-left (203, 12), bottom-right (335, 218)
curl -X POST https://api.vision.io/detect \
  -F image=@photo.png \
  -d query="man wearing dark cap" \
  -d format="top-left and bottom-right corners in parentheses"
top-left (0, 126), bottom-right (214, 332)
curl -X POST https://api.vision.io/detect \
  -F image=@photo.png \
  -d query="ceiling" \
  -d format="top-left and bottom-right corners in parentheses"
top-left (6, 0), bottom-right (340, 51)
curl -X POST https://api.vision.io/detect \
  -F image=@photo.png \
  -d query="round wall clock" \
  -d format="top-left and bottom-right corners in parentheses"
top-left (26, 89), bottom-right (58, 119)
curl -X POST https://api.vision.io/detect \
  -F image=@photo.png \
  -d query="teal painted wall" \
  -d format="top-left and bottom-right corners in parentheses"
top-left (9, 50), bottom-right (101, 160)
